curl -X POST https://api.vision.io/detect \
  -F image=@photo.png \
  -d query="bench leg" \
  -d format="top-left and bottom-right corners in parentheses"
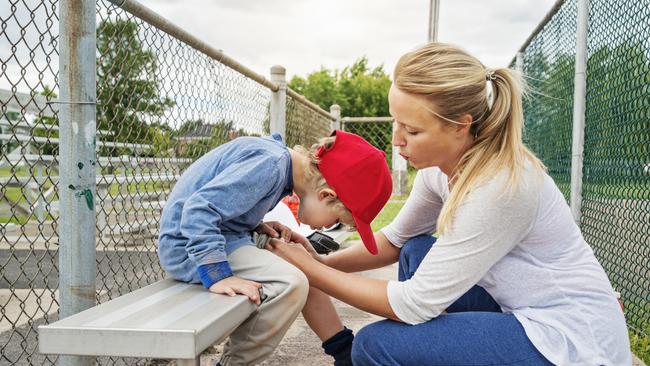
top-left (176, 357), bottom-right (200, 366)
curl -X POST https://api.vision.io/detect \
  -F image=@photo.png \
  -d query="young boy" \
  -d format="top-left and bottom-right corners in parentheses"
top-left (158, 130), bottom-right (392, 366)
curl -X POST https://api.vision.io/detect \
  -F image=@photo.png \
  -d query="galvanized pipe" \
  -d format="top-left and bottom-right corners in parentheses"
top-left (570, 0), bottom-right (589, 225)
top-left (270, 66), bottom-right (287, 140)
top-left (106, 0), bottom-right (335, 121)
top-left (57, 0), bottom-right (97, 365)
top-left (510, 0), bottom-right (566, 66)
top-left (341, 117), bottom-right (394, 123)
top-left (106, 0), bottom-right (278, 92)
top-left (287, 88), bottom-right (336, 121)
top-left (329, 104), bottom-right (341, 131)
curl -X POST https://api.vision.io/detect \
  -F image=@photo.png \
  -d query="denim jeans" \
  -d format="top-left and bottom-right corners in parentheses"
top-left (351, 235), bottom-right (554, 366)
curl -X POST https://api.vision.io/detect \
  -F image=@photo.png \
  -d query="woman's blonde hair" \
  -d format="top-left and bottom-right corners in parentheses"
top-left (294, 137), bottom-right (355, 228)
top-left (394, 42), bottom-right (545, 234)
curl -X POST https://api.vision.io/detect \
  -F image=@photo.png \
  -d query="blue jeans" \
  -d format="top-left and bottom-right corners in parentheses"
top-left (351, 235), bottom-right (553, 366)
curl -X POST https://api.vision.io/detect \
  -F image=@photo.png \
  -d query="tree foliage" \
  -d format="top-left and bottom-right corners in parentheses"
top-left (288, 56), bottom-right (391, 117)
top-left (96, 19), bottom-right (174, 155)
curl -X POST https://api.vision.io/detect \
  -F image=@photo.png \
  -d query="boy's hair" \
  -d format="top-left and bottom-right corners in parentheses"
top-left (294, 136), bottom-right (356, 228)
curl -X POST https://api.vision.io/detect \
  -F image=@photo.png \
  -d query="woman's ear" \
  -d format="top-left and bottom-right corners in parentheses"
top-left (318, 188), bottom-right (337, 201)
top-left (455, 113), bottom-right (473, 136)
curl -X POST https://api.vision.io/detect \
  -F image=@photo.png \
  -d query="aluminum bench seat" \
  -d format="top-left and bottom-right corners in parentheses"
top-left (39, 278), bottom-right (258, 365)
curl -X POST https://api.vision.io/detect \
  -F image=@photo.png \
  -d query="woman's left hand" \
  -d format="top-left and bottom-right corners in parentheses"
top-left (265, 238), bottom-right (314, 270)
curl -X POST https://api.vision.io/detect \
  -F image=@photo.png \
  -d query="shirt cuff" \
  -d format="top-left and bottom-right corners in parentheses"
top-left (196, 261), bottom-right (234, 289)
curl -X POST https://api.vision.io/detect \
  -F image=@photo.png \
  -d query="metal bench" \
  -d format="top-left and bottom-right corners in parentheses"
top-left (38, 278), bottom-right (258, 365)
top-left (38, 227), bottom-right (353, 364)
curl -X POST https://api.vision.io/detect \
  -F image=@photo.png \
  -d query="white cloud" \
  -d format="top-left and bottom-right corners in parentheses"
top-left (138, 0), bottom-right (556, 78)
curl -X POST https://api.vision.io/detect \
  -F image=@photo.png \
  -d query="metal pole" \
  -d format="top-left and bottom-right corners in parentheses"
top-left (392, 147), bottom-right (408, 196)
top-left (330, 104), bottom-right (341, 131)
top-left (570, 0), bottom-right (589, 225)
top-left (270, 65), bottom-right (287, 140)
top-left (58, 0), bottom-right (97, 365)
top-left (428, 0), bottom-right (440, 42)
top-left (515, 52), bottom-right (524, 74)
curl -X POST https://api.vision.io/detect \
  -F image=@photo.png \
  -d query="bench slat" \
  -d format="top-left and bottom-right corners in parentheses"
top-left (39, 278), bottom-right (258, 359)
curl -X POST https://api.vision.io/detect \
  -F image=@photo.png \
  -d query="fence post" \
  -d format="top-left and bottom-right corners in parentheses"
top-left (270, 65), bottom-right (287, 139)
top-left (570, 0), bottom-right (589, 225)
top-left (58, 0), bottom-right (97, 365)
top-left (330, 104), bottom-right (341, 131)
top-left (515, 52), bottom-right (524, 74)
top-left (392, 146), bottom-right (407, 196)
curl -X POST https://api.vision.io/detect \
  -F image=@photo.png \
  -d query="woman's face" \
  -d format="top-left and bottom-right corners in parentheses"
top-left (388, 84), bottom-right (471, 173)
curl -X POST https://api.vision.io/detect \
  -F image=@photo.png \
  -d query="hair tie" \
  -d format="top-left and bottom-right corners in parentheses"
top-left (485, 70), bottom-right (496, 81)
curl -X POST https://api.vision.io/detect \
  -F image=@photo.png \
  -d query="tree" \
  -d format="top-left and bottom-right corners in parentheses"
top-left (288, 57), bottom-right (392, 161)
top-left (96, 19), bottom-right (174, 156)
top-left (288, 56), bottom-right (391, 117)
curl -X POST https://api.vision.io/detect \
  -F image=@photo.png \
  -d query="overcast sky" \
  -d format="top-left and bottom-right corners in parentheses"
top-left (1, 0), bottom-right (557, 94)
top-left (137, 0), bottom-right (557, 79)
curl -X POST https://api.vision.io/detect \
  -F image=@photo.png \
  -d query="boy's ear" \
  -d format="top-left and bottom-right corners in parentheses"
top-left (318, 188), bottom-right (337, 201)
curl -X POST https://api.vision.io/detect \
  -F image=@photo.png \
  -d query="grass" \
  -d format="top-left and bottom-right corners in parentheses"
top-left (346, 200), bottom-right (406, 241)
top-left (630, 329), bottom-right (650, 364)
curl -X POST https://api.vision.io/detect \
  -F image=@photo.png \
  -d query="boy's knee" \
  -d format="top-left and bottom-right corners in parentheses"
top-left (283, 266), bottom-right (309, 304)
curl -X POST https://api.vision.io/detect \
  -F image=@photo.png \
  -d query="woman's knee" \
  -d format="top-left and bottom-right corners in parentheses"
top-left (351, 324), bottom-right (379, 365)
top-left (401, 234), bottom-right (436, 256)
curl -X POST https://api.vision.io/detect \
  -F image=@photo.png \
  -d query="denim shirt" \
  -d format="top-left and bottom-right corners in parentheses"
top-left (158, 134), bottom-right (293, 288)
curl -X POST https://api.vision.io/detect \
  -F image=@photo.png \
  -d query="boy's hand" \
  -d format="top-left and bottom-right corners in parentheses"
top-left (255, 221), bottom-right (291, 242)
top-left (208, 276), bottom-right (263, 305)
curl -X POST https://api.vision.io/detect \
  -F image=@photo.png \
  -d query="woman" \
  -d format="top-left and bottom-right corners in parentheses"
top-left (267, 43), bottom-right (631, 365)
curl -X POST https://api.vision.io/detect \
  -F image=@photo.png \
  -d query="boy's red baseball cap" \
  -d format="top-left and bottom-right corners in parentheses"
top-left (316, 130), bottom-right (392, 255)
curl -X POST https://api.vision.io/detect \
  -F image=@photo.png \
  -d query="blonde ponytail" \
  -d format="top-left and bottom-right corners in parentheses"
top-left (394, 43), bottom-right (545, 234)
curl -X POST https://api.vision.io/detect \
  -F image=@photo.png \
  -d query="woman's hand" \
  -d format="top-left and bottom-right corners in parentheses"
top-left (208, 276), bottom-right (263, 305)
top-left (286, 232), bottom-right (325, 263)
top-left (255, 221), bottom-right (291, 242)
top-left (265, 238), bottom-right (316, 270)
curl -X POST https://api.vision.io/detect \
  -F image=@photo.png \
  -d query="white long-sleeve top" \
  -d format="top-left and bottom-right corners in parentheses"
top-left (382, 165), bottom-right (631, 365)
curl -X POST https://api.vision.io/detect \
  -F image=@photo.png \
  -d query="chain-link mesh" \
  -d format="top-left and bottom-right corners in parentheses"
top-left (1, 0), bottom-right (60, 364)
top-left (341, 119), bottom-right (393, 167)
top-left (285, 95), bottom-right (332, 149)
top-left (519, 0), bottom-right (577, 201)
top-left (517, 0), bottom-right (649, 340)
top-left (580, 0), bottom-right (649, 337)
top-left (1, 0), bottom-right (329, 364)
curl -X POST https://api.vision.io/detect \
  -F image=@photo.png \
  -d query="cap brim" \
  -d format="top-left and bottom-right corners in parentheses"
top-left (353, 216), bottom-right (378, 255)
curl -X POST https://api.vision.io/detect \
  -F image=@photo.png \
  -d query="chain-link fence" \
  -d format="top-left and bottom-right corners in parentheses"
top-left (285, 94), bottom-right (333, 149)
top-left (516, 0), bottom-right (649, 339)
top-left (1, 0), bottom-right (335, 364)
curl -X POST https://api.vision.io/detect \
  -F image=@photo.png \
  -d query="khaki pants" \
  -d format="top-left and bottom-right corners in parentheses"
top-left (219, 245), bottom-right (309, 366)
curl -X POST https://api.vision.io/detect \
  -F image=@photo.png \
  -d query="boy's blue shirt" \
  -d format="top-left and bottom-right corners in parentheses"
top-left (158, 134), bottom-right (293, 288)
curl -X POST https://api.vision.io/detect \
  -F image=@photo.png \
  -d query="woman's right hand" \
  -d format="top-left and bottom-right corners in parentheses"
top-left (208, 276), bottom-right (263, 305)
